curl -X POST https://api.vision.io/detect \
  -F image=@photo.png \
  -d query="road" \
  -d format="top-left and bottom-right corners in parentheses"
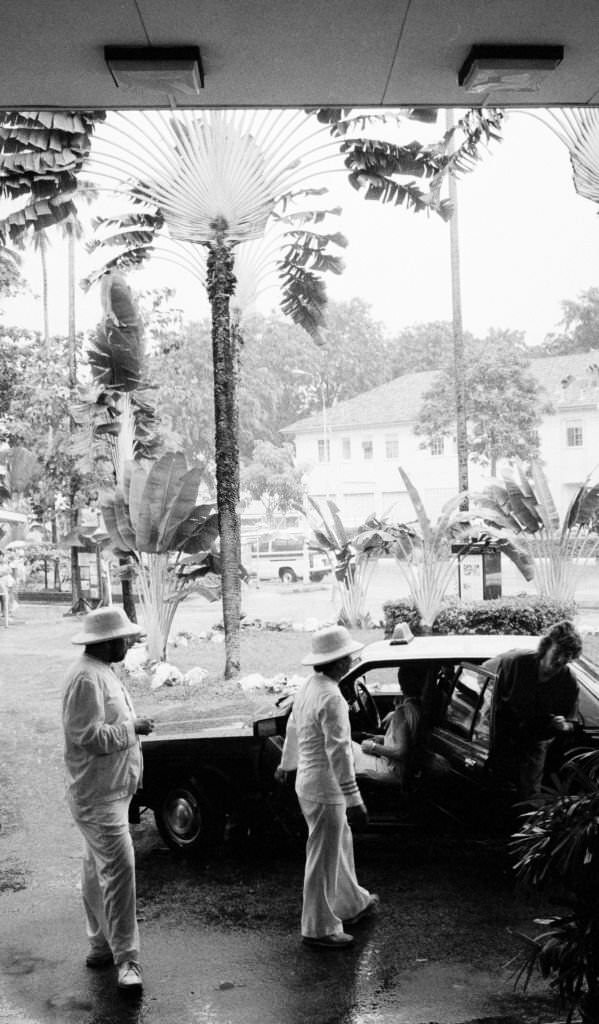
top-left (0, 598), bottom-right (589, 1024)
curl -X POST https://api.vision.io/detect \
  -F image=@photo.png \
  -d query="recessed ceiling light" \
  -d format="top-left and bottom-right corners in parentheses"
top-left (104, 46), bottom-right (204, 96)
top-left (458, 45), bottom-right (563, 94)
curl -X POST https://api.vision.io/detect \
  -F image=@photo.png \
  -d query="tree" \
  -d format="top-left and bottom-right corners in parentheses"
top-left (324, 105), bottom-right (504, 497)
top-left (100, 453), bottom-right (219, 662)
top-left (241, 441), bottom-right (305, 526)
top-left (415, 330), bottom-right (546, 475)
top-left (82, 108), bottom-right (358, 678)
top-left (0, 332), bottom-right (99, 535)
top-left (534, 287), bottom-right (599, 357)
top-left (82, 107), bottom-right (472, 676)
top-left (0, 110), bottom-right (105, 610)
top-left (387, 321), bottom-right (456, 377)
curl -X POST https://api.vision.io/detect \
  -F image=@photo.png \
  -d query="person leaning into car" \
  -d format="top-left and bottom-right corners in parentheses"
top-left (275, 625), bottom-right (379, 949)
top-left (488, 619), bottom-right (583, 800)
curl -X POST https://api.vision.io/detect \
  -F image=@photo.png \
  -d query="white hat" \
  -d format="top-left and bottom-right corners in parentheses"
top-left (72, 607), bottom-right (142, 645)
top-left (301, 625), bottom-right (364, 666)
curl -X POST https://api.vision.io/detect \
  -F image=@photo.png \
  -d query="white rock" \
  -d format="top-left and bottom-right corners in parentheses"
top-left (184, 666), bottom-right (209, 687)
top-left (151, 662), bottom-right (184, 689)
top-left (239, 673), bottom-right (268, 692)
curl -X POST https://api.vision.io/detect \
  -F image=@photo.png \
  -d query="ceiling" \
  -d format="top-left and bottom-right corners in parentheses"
top-left (3, 0), bottom-right (599, 111)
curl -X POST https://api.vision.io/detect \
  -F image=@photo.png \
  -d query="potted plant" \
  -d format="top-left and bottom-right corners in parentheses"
top-left (510, 749), bottom-right (599, 1022)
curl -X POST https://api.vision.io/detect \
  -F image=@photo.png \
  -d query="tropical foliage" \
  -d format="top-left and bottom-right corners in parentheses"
top-left (511, 749), bottom-right (599, 1022)
top-left (474, 459), bottom-right (599, 603)
top-left (355, 467), bottom-right (533, 631)
top-left (100, 453), bottom-right (219, 662)
top-left (305, 496), bottom-right (381, 628)
top-left (71, 269), bottom-right (161, 487)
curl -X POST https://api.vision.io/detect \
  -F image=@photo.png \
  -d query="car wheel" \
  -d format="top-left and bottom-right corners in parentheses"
top-left (154, 779), bottom-right (224, 856)
top-left (279, 568), bottom-right (297, 584)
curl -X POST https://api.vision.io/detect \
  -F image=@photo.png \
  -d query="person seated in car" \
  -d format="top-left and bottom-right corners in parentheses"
top-left (352, 666), bottom-right (423, 790)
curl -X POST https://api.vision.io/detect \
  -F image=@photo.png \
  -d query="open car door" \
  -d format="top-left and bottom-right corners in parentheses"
top-left (421, 662), bottom-right (515, 830)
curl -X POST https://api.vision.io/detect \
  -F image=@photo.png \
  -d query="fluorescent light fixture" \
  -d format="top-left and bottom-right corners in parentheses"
top-left (458, 44), bottom-right (563, 94)
top-left (104, 46), bottom-right (204, 95)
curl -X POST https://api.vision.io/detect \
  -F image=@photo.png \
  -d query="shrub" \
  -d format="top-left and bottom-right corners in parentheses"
top-left (383, 595), bottom-right (576, 638)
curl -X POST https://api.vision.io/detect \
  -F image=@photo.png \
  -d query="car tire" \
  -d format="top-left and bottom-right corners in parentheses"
top-left (279, 568), bottom-right (297, 584)
top-left (154, 778), bottom-right (225, 857)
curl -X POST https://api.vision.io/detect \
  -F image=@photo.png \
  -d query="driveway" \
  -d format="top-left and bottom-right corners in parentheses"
top-left (0, 603), bottom-right (577, 1024)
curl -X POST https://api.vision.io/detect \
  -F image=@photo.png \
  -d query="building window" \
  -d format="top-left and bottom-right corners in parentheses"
top-left (341, 437), bottom-right (351, 460)
top-left (430, 436), bottom-right (445, 456)
top-left (362, 439), bottom-right (373, 460)
top-left (317, 438), bottom-right (330, 462)
top-left (566, 423), bottom-right (583, 448)
top-left (385, 434), bottom-right (399, 459)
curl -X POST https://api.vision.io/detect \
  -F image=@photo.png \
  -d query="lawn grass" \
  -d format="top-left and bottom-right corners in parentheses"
top-left (126, 624), bottom-right (382, 719)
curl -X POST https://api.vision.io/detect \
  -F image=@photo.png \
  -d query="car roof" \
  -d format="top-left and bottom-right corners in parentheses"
top-left (349, 634), bottom-right (539, 671)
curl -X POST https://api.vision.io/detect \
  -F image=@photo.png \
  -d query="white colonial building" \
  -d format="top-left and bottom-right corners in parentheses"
top-left (281, 350), bottom-right (599, 529)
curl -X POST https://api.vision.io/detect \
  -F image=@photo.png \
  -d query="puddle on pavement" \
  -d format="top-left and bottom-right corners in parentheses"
top-left (0, 859), bottom-right (30, 893)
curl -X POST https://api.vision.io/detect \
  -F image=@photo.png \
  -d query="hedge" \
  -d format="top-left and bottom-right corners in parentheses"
top-left (382, 596), bottom-right (577, 638)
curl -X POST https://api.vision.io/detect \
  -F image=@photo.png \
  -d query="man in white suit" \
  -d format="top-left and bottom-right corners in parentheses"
top-left (276, 625), bottom-right (379, 949)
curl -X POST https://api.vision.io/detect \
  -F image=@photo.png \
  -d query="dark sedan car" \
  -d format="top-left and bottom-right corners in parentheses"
top-left (258, 632), bottom-right (599, 838)
top-left (134, 632), bottom-right (599, 855)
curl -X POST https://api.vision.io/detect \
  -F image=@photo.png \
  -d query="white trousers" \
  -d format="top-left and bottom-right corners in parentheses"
top-left (298, 798), bottom-right (370, 939)
top-left (69, 795), bottom-right (139, 965)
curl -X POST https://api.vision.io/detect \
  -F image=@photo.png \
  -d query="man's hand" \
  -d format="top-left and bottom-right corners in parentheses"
top-left (552, 715), bottom-right (574, 733)
top-left (347, 803), bottom-right (369, 831)
top-left (134, 717), bottom-right (155, 735)
top-left (274, 765), bottom-right (288, 783)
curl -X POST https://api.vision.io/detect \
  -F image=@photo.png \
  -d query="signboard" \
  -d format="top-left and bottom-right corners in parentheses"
top-left (459, 553), bottom-right (484, 601)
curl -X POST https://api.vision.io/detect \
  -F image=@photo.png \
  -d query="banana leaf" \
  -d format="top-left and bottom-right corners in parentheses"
top-left (112, 487), bottom-right (137, 552)
top-left (399, 466), bottom-right (432, 544)
top-left (135, 452), bottom-right (188, 551)
top-left (157, 465), bottom-right (205, 551)
top-left (170, 509), bottom-right (220, 554)
top-left (99, 490), bottom-right (134, 555)
top-left (326, 499), bottom-right (348, 547)
top-left (501, 468), bottom-right (542, 533)
top-left (530, 461), bottom-right (560, 532)
top-left (127, 461), bottom-right (149, 535)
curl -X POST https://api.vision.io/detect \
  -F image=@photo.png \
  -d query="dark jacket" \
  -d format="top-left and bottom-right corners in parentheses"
top-left (492, 648), bottom-right (578, 752)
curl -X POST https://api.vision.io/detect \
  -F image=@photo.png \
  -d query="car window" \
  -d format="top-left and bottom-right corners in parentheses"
top-left (359, 667), bottom-right (401, 694)
top-left (444, 664), bottom-right (495, 742)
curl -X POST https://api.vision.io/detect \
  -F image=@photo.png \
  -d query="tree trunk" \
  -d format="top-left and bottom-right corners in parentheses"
top-left (207, 230), bottom-right (241, 679)
top-left (446, 109), bottom-right (469, 508)
top-left (66, 222), bottom-right (85, 613)
top-left (39, 231), bottom-right (50, 352)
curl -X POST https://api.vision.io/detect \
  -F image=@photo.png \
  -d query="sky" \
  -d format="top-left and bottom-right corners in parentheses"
top-left (3, 108), bottom-right (598, 350)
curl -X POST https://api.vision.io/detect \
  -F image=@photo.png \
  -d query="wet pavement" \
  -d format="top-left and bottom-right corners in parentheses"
top-left (1, 594), bottom-right (594, 1024)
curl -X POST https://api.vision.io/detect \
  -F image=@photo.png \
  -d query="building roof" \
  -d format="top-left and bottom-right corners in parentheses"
top-left (281, 350), bottom-right (599, 436)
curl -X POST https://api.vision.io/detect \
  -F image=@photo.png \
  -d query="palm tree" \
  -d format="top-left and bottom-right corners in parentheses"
top-left (81, 109), bottom-right (358, 676)
top-left (325, 105), bottom-right (504, 499)
top-left (81, 107), bottom-right (468, 676)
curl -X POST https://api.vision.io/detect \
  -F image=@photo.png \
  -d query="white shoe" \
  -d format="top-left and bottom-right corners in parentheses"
top-left (117, 960), bottom-right (143, 991)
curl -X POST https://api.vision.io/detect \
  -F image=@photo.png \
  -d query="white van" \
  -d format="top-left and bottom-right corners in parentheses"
top-left (242, 530), bottom-right (331, 584)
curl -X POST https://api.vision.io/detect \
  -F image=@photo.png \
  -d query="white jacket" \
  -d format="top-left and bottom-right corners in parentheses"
top-left (280, 673), bottom-right (362, 807)
top-left (62, 654), bottom-right (141, 808)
